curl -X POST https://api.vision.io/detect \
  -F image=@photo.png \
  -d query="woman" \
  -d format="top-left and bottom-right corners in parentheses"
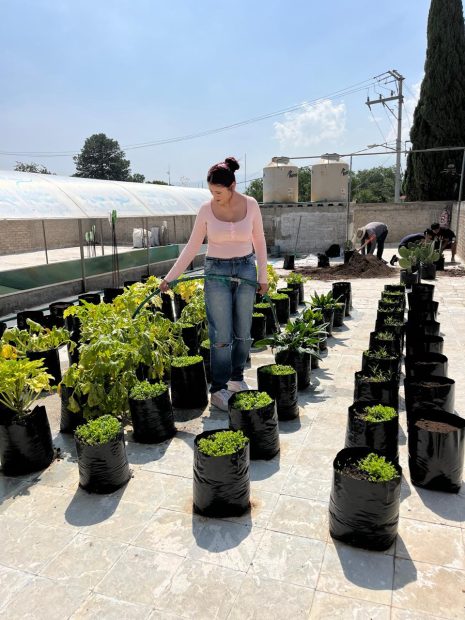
top-left (160, 157), bottom-right (268, 411)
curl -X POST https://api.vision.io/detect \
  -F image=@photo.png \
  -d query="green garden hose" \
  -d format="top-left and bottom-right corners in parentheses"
top-left (132, 274), bottom-right (281, 333)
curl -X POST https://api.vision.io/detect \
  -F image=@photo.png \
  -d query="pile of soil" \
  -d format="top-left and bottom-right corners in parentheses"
top-left (437, 267), bottom-right (465, 277)
top-left (295, 252), bottom-right (396, 281)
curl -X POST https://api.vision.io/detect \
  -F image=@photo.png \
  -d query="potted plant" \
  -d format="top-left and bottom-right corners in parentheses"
top-left (193, 429), bottom-right (250, 517)
top-left (228, 390), bottom-right (279, 460)
top-left (2, 320), bottom-right (74, 386)
top-left (362, 347), bottom-right (401, 377)
top-left (404, 352), bottom-right (448, 379)
top-left (384, 283), bottom-right (405, 293)
top-left (0, 356), bottom-right (54, 475)
top-left (176, 322), bottom-right (199, 356)
top-left (416, 241), bottom-right (440, 280)
top-left (251, 312), bottom-right (266, 345)
top-left (170, 355), bottom-right (208, 409)
top-left (276, 287), bottom-right (299, 314)
top-left (332, 301), bottom-right (346, 328)
top-left (398, 244), bottom-right (420, 287)
top-left (74, 415), bottom-right (130, 493)
top-left (285, 272), bottom-right (307, 304)
top-left (302, 308), bottom-right (329, 353)
top-left (309, 291), bottom-right (338, 336)
top-left (128, 380), bottom-right (176, 443)
top-left (255, 320), bottom-right (324, 389)
top-left (16, 310), bottom-right (46, 331)
top-left (345, 402), bottom-right (399, 462)
top-left (332, 282), bottom-right (352, 317)
top-left (369, 330), bottom-right (401, 355)
top-left (408, 410), bottom-right (465, 493)
top-left (49, 301), bottom-right (74, 328)
top-left (403, 376), bottom-right (455, 423)
top-left (257, 364), bottom-right (298, 420)
top-left (329, 448), bottom-right (401, 550)
top-left (405, 334), bottom-right (444, 357)
top-left (173, 280), bottom-right (202, 319)
top-left (253, 302), bottom-right (278, 335)
top-left (269, 292), bottom-right (291, 324)
top-left (343, 240), bottom-right (355, 264)
top-left (354, 367), bottom-right (399, 409)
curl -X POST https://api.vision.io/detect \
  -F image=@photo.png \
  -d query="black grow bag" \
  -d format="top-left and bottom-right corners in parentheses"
top-left (407, 306), bottom-right (439, 325)
top-left (228, 391), bottom-right (280, 460)
top-left (405, 333), bottom-right (444, 357)
top-left (322, 308), bottom-right (335, 337)
top-left (407, 294), bottom-right (438, 314)
top-left (78, 293), bottom-right (101, 305)
top-left (49, 301), bottom-right (73, 328)
top-left (332, 282), bottom-right (352, 316)
top-left (0, 322), bottom-right (6, 338)
top-left (181, 324), bottom-right (200, 356)
top-left (129, 390), bottom-right (176, 443)
top-left (251, 314), bottom-right (266, 344)
top-left (384, 284), bottom-right (406, 293)
top-left (173, 293), bottom-right (187, 319)
top-left (329, 447), bottom-right (402, 551)
top-left (419, 262), bottom-right (436, 280)
top-left (404, 376), bottom-right (455, 419)
top-left (332, 302), bottom-right (345, 327)
top-left (103, 287), bottom-right (124, 304)
top-left (411, 282), bottom-right (434, 301)
top-left (75, 428), bottom-right (130, 494)
top-left (361, 351), bottom-right (401, 377)
top-left (26, 348), bottom-right (62, 386)
top-left (369, 332), bottom-right (401, 355)
top-left (16, 310), bottom-right (46, 330)
top-left (271, 296), bottom-right (290, 324)
top-left (161, 293), bottom-right (175, 321)
top-left (60, 385), bottom-right (85, 434)
top-left (199, 344), bottom-right (211, 382)
top-left (345, 401), bottom-right (399, 461)
top-left (287, 281), bottom-right (305, 304)
top-left (193, 429), bottom-right (250, 517)
top-left (277, 288), bottom-right (299, 314)
top-left (406, 322), bottom-right (440, 340)
top-left (400, 269), bottom-right (420, 288)
top-left (404, 353), bottom-right (448, 379)
top-left (253, 304), bottom-right (278, 335)
top-left (275, 349), bottom-right (311, 390)
top-left (0, 405), bottom-right (54, 476)
top-left (354, 371), bottom-right (399, 409)
top-left (257, 365), bottom-right (299, 420)
top-left (170, 359), bottom-right (208, 409)
top-left (408, 411), bottom-right (465, 493)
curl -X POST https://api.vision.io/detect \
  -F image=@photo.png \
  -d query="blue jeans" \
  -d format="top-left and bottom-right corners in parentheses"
top-left (204, 253), bottom-right (257, 393)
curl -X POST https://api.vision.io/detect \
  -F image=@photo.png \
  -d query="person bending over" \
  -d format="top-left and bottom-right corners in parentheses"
top-left (356, 222), bottom-right (389, 261)
top-left (389, 229), bottom-right (434, 265)
top-left (160, 157), bottom-right (268, 411)
top-left (431, 222), bottom-right (457, 262)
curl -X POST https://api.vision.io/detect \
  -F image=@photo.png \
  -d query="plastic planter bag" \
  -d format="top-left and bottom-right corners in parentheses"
top-left (332, 282), bottom-right (352, 316)
top-left (49, 301), bottom-right (73, 328)
top-left (410, 282), bottom-right (434, 302)
top-left (271, 296), bottom-right (290, 325)
top-left (26, 349), bottom-right (62, 386)
top-left (193, 430), bottom-right (250, 517)
top-left (404, 376), bottom-right (455, 419)
top-left (228, 391), bottom-right (280, 460)
top-left (287, 281), bottom-right (305, 304)
top-left (161, 292), bottom-right (175, 321)
top-left (408, 410), bottom-right (465, 493)
top-left (333, 302), bottom-right (345, 327)
top-left (277, 288), bottom-right (299, 314)
top-left (129, 390), bottom-right (176, 443)
top-left (354, 371), bottom-right (399, 409)
top-left (275, 349), bottom-right (311, 390)
top-left (404, 353), bottom-right (448, 379)
top-left (345, 401), bottom-right (399, 462)
top-left (405, 334), bottom-right (444, 357)
top-left (322, 308), bottom-right (335, 337)
top-left (257, 365), bottom-right (299, 420)
top-left (369, 332), bottom-right (401, 356)
top-left (0, 406), bottom-right (54, 475)
top-left (170, 359), bottom-right (209, 409)
top-left (60, 385), bottom-right (85, 434)
top-left (251, 314), bottom-right (266, 344)
top-left (329, 447), bottom-right (402, 551)
top-left (75, 428), bottom-right (130, 494)
top-left (181, 324), bottom-right (200, 356)
top-left (361, 351), bottom-right (401, 378)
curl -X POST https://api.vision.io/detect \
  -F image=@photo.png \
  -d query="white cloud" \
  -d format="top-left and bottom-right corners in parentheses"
top-left (273, 99), bottom-right (346, 148)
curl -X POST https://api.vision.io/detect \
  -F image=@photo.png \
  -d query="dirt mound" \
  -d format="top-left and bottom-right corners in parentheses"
top-left (437, 267), bottom-right (465, 277)
top-left (295, 252), bottom-right (396, 281)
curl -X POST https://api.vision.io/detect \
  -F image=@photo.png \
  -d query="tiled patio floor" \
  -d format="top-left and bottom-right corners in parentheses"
top-left (0, 262), bottom-right (464, 619)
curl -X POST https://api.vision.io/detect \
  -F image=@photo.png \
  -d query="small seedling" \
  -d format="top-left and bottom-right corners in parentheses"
top-left (376, 331), bottom-right (396, 341)
top-left (356, 453), bottom-right (399, 482)
top-left (364, 347), bottom-right (397, 360)
top-left (233, 391), bottom-right (273, 410)
top-left (362, 404), bottom-right (397, 423)
top-left (75, 415), bottom-right (121, 446)
top-left (171, 355), bottom-right (203, 367)
top-left (130, 381), bottom-right (167, 400)
top-left (197, 430), bottom-right (249, 457)
top-left (361, 366), bottom-right (392, 382)
top-left (383, 316), bottom-right (404, 327)
top-left (260, 364), bottom-right (295, 375)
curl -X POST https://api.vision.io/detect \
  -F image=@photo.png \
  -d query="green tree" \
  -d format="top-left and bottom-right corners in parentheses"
top-left (245, 178), bottom-right (263, 202)
top-left (404, 0), bottom-right (465, 200)
top-left (298, 166), bottom-right (311, 201)
top-left (146, 179), bottom-right (169, 185)
top-left (73, 133), bottom-right (131, 180)
top-left (14, 162), bottom-right (54, 174)
top-left (129, 173), bottom-right (145, 183)
top-left (351, 166), bottom-right (396, 203)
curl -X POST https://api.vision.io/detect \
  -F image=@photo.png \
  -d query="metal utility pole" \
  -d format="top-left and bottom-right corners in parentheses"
top-left (366, 69), bottom-right (404, 203)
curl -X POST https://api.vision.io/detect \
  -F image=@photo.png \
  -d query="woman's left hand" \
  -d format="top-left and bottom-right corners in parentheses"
top-left (257, 282), bottom-right (269, 295)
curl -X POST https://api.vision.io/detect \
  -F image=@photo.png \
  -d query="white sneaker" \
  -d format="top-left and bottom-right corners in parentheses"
top-left (210, 389), bottom-right (233, 411)
top-left (227, 380), bottom-right (250, 393)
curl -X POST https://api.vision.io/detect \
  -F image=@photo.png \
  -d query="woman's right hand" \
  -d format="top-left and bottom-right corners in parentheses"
top-left (159, 279), bottom-right (170, 293)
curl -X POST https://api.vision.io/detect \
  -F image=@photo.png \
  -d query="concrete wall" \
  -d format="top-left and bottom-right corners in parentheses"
top-left (260, 200), bottom-right (454, 253)
top-left (0, 215), bottom-right (196, 255)
top-left (457, 206), bottom-right (465, 260)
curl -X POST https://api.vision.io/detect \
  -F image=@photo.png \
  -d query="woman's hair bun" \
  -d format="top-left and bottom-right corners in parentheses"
top-left (224, 157), bottom-right (240, 172)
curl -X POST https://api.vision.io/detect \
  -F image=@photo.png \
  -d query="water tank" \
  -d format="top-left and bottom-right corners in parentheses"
top-left (263, 157), bottom-right (299, 203)
top-left (311, 154), bottom-right (349, 202)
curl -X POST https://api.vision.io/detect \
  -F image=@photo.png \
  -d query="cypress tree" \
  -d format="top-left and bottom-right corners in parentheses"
top-left (404, 0), bottom-right (465, 200)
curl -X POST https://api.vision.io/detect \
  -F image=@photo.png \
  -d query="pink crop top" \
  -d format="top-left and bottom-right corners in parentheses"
top-left (164, 195), bottom-right (268, 283)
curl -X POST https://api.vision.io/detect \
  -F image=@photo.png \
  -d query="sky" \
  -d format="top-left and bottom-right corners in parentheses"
top-left (0, 0), bottom-right (432, 187)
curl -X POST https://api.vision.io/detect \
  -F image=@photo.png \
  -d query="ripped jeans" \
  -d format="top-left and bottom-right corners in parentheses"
top-left (204, 253), bottom-right (257, 393)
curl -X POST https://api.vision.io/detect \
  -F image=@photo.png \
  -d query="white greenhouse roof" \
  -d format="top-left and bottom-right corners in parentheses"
top-left (0, 170), bottom-right (210, 220)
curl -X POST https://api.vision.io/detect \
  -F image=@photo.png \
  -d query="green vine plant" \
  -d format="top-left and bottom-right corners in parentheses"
top-left (1, 320), bottom-right (74, 354)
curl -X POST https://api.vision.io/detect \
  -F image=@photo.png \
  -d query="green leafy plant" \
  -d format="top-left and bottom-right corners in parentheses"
top-left (285, 272), bottom-right (308, 285)
top-left (356, 453), bottom-right (399, 482)
top-left (362, 404), bottom-right (397, 423)
top-left (415, 240), bottom-right (441, 265)
top-left (376, 331), bottom-right (396, 341)
top-left (364, 347), bottom-right (397, 360)
top-left (0, 357), bottom-right (53, 417)
top-left (344, 240), bottom-right (353, 251)
top-left (179, 289), bottom-right (206, 326)
top-left (260, 364), bottom-right (295, 375)
top-left (197, 430), bottom-right (249, 456)
top-left (385, 284), bottom-right (405, 292)
top-left (270, 293), bottom-right (289, 301)
top-left (266, 264), bottom-right (279, 292)
top-left (252, 312), bottom-right (265, 318)
top-left (200, 339), bottom-right (210, 349)
top-left (309, 291), bottom-right (337, 309)
top-left (383, 316), bottom-right (404, 327)
top-left (254, 302), bottom-right (271, 310)
top-left (173, 279), bottom-right (202, 302)
top-left (171, 355), bottom-right (203, 368)
top-left (360, 367), bottom-right (392, 382)
top-left (129, 381), bottom-right (168, 400)
top-left (398, 243), bottom-right (418, 273)
top-left (2, 320), bottom-right (74, 354)
top-left (75, 415), bottom-right (121, 446)
top-left (233, 391), bottom-right (273, 410)
top-left (278, 288), bottom-right (293, 294)
top-left (255, 319), bottom-right (325, 359)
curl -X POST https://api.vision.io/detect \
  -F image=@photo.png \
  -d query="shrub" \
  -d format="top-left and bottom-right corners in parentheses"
top-left (356, 453), bottom-right (399, 482)
top-left (75, 415), bottom-right (121, 446)
top-left (233, 391), bottom-right (273, 410)
top-left (129, 381), bottom-right (167, 400)
top-left (171, 355), bottom-right (203, 368)
top-left (197, 430), bottom-right (249, 456)
top-left (286, 272), bottom-right (307, 284)
top-left (363, 404), bottom-right (397, 423)
top-left (260, 364), bottom-right (295, 375)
